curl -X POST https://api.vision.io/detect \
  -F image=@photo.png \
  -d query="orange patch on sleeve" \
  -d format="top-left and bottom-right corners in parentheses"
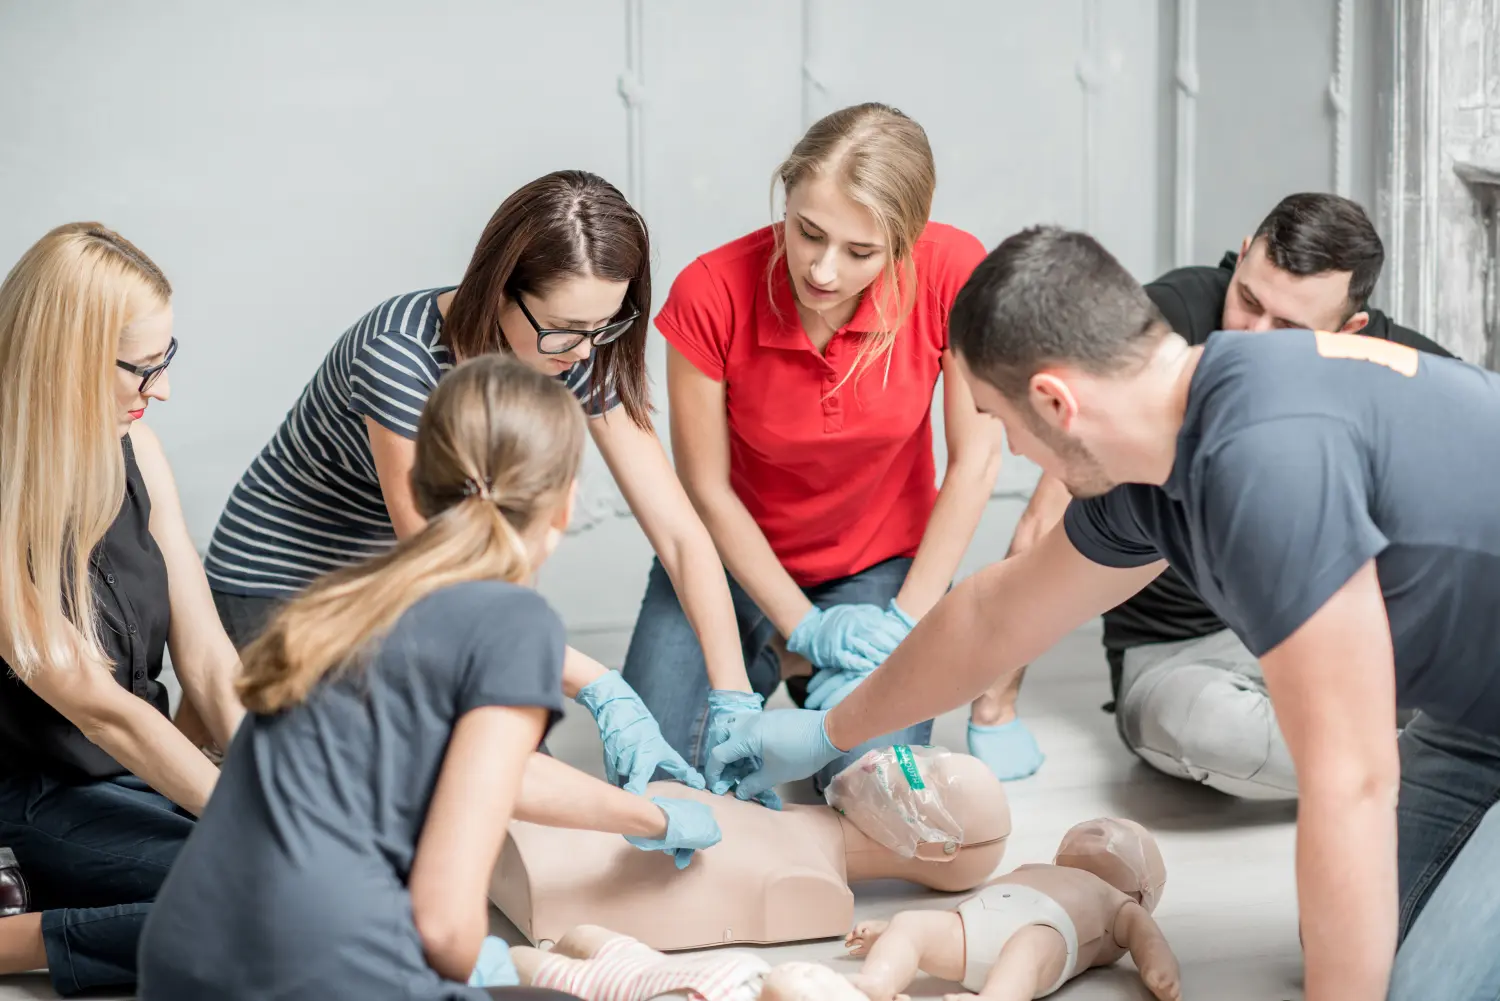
top-left (1314, 330), bottom-right (1420, 376)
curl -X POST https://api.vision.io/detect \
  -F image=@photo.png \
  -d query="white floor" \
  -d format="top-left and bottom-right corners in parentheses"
top-left (0, 621), bottom-right (1306, 999)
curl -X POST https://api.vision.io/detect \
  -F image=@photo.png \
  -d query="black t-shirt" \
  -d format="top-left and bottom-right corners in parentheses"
top-left (0, 435), bottom-right (172, 780)
top-left (1101, 252), bottom-right (1456, 680)
top-left (138, 580), bottom-right (567, 1001)
top-left (1069, 329), bottom-right (1500, 735)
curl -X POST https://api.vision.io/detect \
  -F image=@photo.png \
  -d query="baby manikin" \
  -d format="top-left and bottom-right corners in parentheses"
top-left (844, 818), bottom-right (1180, 1001)
top-left (491, 747), bottom-right (1010, 951)
top-left (510, 923), bottom-right (867, 1001)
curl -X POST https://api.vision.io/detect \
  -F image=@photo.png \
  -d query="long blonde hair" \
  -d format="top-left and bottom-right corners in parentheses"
top-left (0, 222), bottom-right (172, 681)
top-left (769, 102), bottom-right (936, 391)
top-left (238, 355), bottom-right (585, 714)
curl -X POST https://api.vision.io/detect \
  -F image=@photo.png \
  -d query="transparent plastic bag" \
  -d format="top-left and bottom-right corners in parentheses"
top-left (824, 745), bottom-right (964, 859)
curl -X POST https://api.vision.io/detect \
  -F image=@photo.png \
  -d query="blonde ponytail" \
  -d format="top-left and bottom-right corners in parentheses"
top-left (238, 356), bottom-right (585, 714)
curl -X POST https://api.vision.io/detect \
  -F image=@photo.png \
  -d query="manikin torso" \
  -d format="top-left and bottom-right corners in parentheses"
top-left (490, 753), bottom-right (1011, 950)
top-left (979, 864), bottom-right (1133, 974)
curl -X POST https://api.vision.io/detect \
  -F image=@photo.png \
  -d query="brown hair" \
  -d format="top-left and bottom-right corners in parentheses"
top-left (238, 355), bottom-right (586, 713)
top-left (769, 103), bottom-right (936, 391)
top-left (444, 170), bottom-right (652, 428)
top-left (0, 222), bottom-right (171, 680)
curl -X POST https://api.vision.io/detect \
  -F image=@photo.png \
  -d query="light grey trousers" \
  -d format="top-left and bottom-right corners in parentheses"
top-left (1116, 628), bottom-right (1298, 800)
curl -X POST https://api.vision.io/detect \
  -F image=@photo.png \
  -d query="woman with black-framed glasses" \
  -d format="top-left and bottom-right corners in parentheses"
top-left (203, 170), bottom-right (749, 795)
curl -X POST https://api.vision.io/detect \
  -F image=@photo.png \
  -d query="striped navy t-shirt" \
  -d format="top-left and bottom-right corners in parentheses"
top-left (205, 287), bottom-right (615, 597)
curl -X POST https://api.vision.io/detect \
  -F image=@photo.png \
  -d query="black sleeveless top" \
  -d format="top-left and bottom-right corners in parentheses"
top-left (0, 436), bottom-right (172, 780)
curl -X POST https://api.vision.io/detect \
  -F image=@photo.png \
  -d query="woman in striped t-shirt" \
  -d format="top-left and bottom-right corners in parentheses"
top-left (204, 170), bottom-right (745, 793)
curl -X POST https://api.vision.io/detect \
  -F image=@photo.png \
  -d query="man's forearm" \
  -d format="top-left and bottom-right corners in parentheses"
top-left (1298, 784), bottom-right (1399, 1001)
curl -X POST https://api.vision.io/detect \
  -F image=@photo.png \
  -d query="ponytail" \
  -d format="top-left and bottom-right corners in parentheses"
top-left (237, 356), bottom-right (584, 715)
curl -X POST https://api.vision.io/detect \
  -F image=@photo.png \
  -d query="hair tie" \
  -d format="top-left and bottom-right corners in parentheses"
top-left (462, 476), bottom-right (494, 501)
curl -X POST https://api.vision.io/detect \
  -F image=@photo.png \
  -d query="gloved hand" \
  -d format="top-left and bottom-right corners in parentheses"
top-left (967, 717), bottom-right (1046, 781)
top-left (576, 671), bottom-right (705, 795)
top-left (705, 708), bottom-right (840, 804)
top-left (803, 599), bottom-right (917, 711)
top-left (625, 796), bottom-right (723, 869)
top-left (786, 603), bottom-right (908, 673)
top-left (468, 935), bottom-right (519, 988)
top-left (703, 690), bottom-right (781, 810)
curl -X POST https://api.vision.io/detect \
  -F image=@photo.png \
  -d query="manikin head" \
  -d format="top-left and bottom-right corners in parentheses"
top-left (1223, 192), bottom-right (1384, 335)
top-left (1053, 817), bottom-right (1167, 913)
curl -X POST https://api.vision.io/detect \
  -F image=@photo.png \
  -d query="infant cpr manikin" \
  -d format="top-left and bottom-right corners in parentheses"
top-left (490, 748), bottom-right (1011, 951)
top-left (844, 817), bottom-right (1180, 1000)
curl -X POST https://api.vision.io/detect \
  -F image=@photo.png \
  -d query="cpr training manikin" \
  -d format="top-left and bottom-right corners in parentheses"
top-left (494, 745), bottom-right (1176, 1000)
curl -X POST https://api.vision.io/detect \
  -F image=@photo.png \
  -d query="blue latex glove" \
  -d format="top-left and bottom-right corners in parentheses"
top-left (786, 604), bottom-right (908, 672)
top-left (967, 718), bottom-right (1046, 781)
top-left (705, 708), bottom-right (840, 803)
top-left (625, 795), bottom-right (723, 869)
top-left (468, 935), bottom-right (518, 988)
top-left (703, 690), bottom-right (781, 809)
top-left (803, 600), bottom-right (917, 711)
top-left (576, 671), bottom-right (705, 795)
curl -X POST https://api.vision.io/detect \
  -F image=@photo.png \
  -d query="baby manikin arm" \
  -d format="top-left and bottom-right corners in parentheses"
top-left (1113, 900), bottom-right (1182, 1001)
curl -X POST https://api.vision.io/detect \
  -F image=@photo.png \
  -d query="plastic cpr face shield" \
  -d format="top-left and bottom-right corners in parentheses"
top-left (1054, 818), bottom-right (1167, 913)
top-left (825, 746), bottom-right (976, 861)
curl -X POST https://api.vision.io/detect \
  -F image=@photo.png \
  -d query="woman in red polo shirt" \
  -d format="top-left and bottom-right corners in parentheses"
top-left (621, 102), bottom-right (1013, 799)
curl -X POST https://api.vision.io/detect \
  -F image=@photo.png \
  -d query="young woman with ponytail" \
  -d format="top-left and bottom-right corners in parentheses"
top-left (203, 170), bottom-right (744, 798)
top-left (139, 356), bottom-right (720, 1001)
top-left (0, 224), bottom-right (245, 996)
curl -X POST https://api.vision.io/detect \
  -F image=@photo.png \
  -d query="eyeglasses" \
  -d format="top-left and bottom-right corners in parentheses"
top-left (116, 337), bottom-right (178, 394)
top-left (514, 294), bottom-right (638, 356)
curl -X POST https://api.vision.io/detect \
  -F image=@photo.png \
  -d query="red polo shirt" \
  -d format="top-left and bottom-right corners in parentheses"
top-left (656, 222), bottom-right (986, 586)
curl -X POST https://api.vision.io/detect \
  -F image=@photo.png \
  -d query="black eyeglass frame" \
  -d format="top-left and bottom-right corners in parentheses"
top-left (513, 293), bottom-right (639, 356)
top-left (116, 337), bottom-right (178, 394)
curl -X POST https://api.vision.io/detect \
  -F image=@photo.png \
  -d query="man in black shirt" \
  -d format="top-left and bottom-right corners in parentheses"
top-left (976, 193), bottom-right (1455, 798)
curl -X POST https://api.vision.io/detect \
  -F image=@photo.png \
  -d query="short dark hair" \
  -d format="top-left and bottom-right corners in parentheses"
top-left (1252, 193), bottom-right (1384, 317)
top-left (951, 226), bottom-right (1167, 400)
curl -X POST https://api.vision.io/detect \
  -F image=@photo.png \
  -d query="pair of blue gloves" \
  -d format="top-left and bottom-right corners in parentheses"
top-left (790, 599), bottom-right (917, 710)
top-left (574, 671), bottom-right (722, 868)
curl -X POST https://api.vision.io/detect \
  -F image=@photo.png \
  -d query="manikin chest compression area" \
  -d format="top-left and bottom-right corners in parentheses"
top-left (490, 747), bottom-right (1012, 950)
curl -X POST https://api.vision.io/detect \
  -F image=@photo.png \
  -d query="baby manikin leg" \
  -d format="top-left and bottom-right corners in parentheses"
top-left (964, 924), bottom-right (1070, 1001)
top-left (1119, 647), bottom-right (1296, 800)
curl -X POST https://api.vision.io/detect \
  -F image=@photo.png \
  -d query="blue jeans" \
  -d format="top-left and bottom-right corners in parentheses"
top-left (1387, 713), bottom-right (1500, 999)
top-left (621, 555), bottom-right (934, 793)
top-left (0, 772), bottom-right (193, 996)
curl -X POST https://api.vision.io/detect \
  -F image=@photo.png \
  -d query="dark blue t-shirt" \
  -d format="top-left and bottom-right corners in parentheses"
top-left (1065, 329), bottom-right (1500, 734)
top-left (137, 581), bottom-right (566, 1000)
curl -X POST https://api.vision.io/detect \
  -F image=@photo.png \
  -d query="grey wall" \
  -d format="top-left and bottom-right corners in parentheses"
top-left (0, 1), bottom-right (1386, 651)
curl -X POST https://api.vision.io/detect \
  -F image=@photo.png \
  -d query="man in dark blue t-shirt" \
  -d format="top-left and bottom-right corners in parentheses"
top-left (972, 193), bottom-right (1455, 797)
top-left (709, 226), bottom-right (1500, 1001)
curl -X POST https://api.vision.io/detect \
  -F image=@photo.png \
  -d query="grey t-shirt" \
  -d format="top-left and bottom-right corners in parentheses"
top-left (138, 581), bottom-right (566, 1000)
top-left (1065, 329), bottom-right (1500, 735)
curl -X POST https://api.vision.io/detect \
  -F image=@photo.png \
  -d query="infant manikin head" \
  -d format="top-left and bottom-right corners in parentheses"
top-left (1053, 817), bottom-right (1167, 912)
top-left (759, 961), bottom-right (868, 1001)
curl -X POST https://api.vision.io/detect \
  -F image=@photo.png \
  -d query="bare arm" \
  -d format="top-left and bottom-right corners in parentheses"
top-left (514, 752), bottom-right (669, 837)
top-left (408, 704), bottom-right (548, 983)
top-left (367, 417), bottom-right (609, 697)
top-left (1258, 560), bottom-right (1400, 1001)
top-left (824, 521), bottom-right (1164, 752)
top-left (1008, 471), bottom-right (1072, 559)
top-left (20, 654), bottom-right (220, 815)
top-left (590, 409), bottom-right (750, 692)
top-left (667, 344), bottom-right (813, 639)
top-left (130, 424), bottom-right (245, 748)
top-left (892, 351), bottom-right (1005, 617)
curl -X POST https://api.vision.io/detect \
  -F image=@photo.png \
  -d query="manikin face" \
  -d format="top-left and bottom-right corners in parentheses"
top-left (1221, 236), bottom-right (1370, 334)
top-left (781, 171), bottom-right (889, 325)
top-left (114, 303), bottom-right (175, 437)
top-left (955, 353), bottom-right (1117, 499)
top-left (499, 275), bottom-right (631, 376)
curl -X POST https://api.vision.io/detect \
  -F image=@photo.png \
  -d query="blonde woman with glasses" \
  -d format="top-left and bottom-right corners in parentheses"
top-left (0, 223), bottom-right (245, 996)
